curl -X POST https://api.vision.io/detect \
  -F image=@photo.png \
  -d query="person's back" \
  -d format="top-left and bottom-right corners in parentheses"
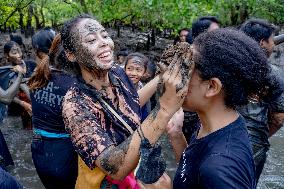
top-left (31, 71), bottom-right (76, 133)
top-left (238, 18), bottom-right (284, 181)
top-left (28, 34), bottom-right (78, 189)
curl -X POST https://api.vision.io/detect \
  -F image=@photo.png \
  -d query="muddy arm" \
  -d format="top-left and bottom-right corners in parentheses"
top-left (0, 73), bottom-right (23, 104)
top-left (19, 83), bottom-right (31, 100)
top-left (268, 112), bottom-right (284, 137)
top-left (96, 107), bottom-right (171, 180)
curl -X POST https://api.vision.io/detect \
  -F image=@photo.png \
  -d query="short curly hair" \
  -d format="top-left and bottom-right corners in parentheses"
top-left (193, 29), bottom-right (270, 108)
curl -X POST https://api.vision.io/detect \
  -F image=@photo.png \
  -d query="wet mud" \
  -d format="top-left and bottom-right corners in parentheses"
top-left (1, 116), bottom-right (284, 189)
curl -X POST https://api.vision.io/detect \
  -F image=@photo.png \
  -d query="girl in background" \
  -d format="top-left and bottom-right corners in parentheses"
top-left (124, 52), bottom-right (150, 121)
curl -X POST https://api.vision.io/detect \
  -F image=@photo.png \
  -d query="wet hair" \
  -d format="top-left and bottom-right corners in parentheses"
top-left (192, 16), bottom-right (219, 39)
top-left (146, 61), bottom-right (157, 78)
top-left (4, 41), bottom-right (20, 55)
top-left (61, 14), bottom-right (94, 53)
top-left (193, 29), bottom-right (270, 108)
top-left (239, 19), bottom-right (276, 43)
top-left (28, 34), bottom-right (79, 89)
top-left (32, 29), bottom-right (55, 54)
top-left (125, 52), bottom-right (149, 70)
top-left (117, 49), bottom-right (129, 58)
top-left (10, 35), bottom-right (23, 46)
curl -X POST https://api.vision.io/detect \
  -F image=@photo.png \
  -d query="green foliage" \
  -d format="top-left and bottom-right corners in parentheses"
top-left (0, 0), bottom-right (283, 32)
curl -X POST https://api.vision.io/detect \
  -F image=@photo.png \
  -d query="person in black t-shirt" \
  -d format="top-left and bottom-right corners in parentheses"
top-left (28, 33), bottom-right (78, 189)
top-left (164, 29), bottom-right (271, 189)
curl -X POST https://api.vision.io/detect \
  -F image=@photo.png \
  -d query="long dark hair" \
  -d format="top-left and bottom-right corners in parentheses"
top-left (61, 14), bottom-right (94, 54)
top-left (28, 34), bottom-right (80, 89)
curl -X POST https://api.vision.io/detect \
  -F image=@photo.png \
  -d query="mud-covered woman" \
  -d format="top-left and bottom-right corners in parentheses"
top-left (3, 41), bottom-right (32, 129)
top-left (61, 14), bottom-right (190, 188)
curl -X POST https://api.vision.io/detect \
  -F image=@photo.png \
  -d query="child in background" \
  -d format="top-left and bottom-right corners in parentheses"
top-left (125, 52), bottom-right (150, 121)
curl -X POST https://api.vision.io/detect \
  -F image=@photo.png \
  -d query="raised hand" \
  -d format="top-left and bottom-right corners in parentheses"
top-left (159, 58), bottom-right (192, 117)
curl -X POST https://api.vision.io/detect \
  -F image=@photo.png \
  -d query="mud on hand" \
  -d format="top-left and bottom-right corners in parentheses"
top-left (157, 42), bottom-right (193, 97)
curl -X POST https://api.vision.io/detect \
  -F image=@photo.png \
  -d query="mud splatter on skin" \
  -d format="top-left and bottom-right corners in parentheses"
top-left (83, 20), bottom-right (102, 33)
top-left (157, 42), bottom-right (193, 97)
top-left (69, 19), bottom-right (114, 79)
top-left (98, 134), bottom-right (133, 175)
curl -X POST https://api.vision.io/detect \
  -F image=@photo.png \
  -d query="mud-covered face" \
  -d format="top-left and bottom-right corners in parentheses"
top-left (7, 44), bottom-right (22, 65)
top-left (125, 58), bottom-right (146, 84)
top-left (72, 18), bottom-right (114, 71)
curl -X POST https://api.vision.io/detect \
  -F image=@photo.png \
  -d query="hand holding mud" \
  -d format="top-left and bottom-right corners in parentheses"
top-left (158, 42), bottom-right (193, 116)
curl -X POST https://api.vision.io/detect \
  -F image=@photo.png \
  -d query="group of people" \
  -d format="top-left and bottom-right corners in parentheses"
top-left (0, 14), bottom-right (283, 189)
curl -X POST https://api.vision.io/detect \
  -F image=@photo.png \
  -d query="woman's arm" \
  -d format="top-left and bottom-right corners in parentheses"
top-left (13, 97), bottom-right (32, 115)
top-left (138, 75), bottom-right (160, 107)
top-left (19, 83), bottom-right (31, 100)
top-left (0, 66), bottom-right (25, 104)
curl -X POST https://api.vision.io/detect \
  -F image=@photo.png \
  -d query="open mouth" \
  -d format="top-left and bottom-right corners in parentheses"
top-left (129, 76), bottom-right (139, 81)
top-left (98, 51), bottom-right (112, 62)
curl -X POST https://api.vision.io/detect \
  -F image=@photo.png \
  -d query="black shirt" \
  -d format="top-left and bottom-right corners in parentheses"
top-left (30, 70), bottom-right (76, 133)
top-left (173, 116), bottom-right (256, 189)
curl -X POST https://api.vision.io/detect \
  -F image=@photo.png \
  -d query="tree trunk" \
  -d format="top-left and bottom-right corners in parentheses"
top-left (18, 10), bottom-right (24, 32)
top-left (80, 0), bottom-right (89, 13)
top-left (40, 7), bottom-right (45, 27)
top-left (26, 5), bottom-right (33, 37)
top-left (151, 28), bottom-right (155, 46)
top-left (146, 34), bottom-right (150, 51)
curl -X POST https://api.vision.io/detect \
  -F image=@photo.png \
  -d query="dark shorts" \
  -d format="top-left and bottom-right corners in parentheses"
top-left (31, 136), bottom-right (78, 189)
top-left (0, 129), bottom-right (14, 168)
top-left (252, 142), bottom-right (268, 182)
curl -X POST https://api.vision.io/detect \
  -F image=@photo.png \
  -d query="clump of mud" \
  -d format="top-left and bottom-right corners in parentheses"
top-left (157, 42), bottom-right (193, 95)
